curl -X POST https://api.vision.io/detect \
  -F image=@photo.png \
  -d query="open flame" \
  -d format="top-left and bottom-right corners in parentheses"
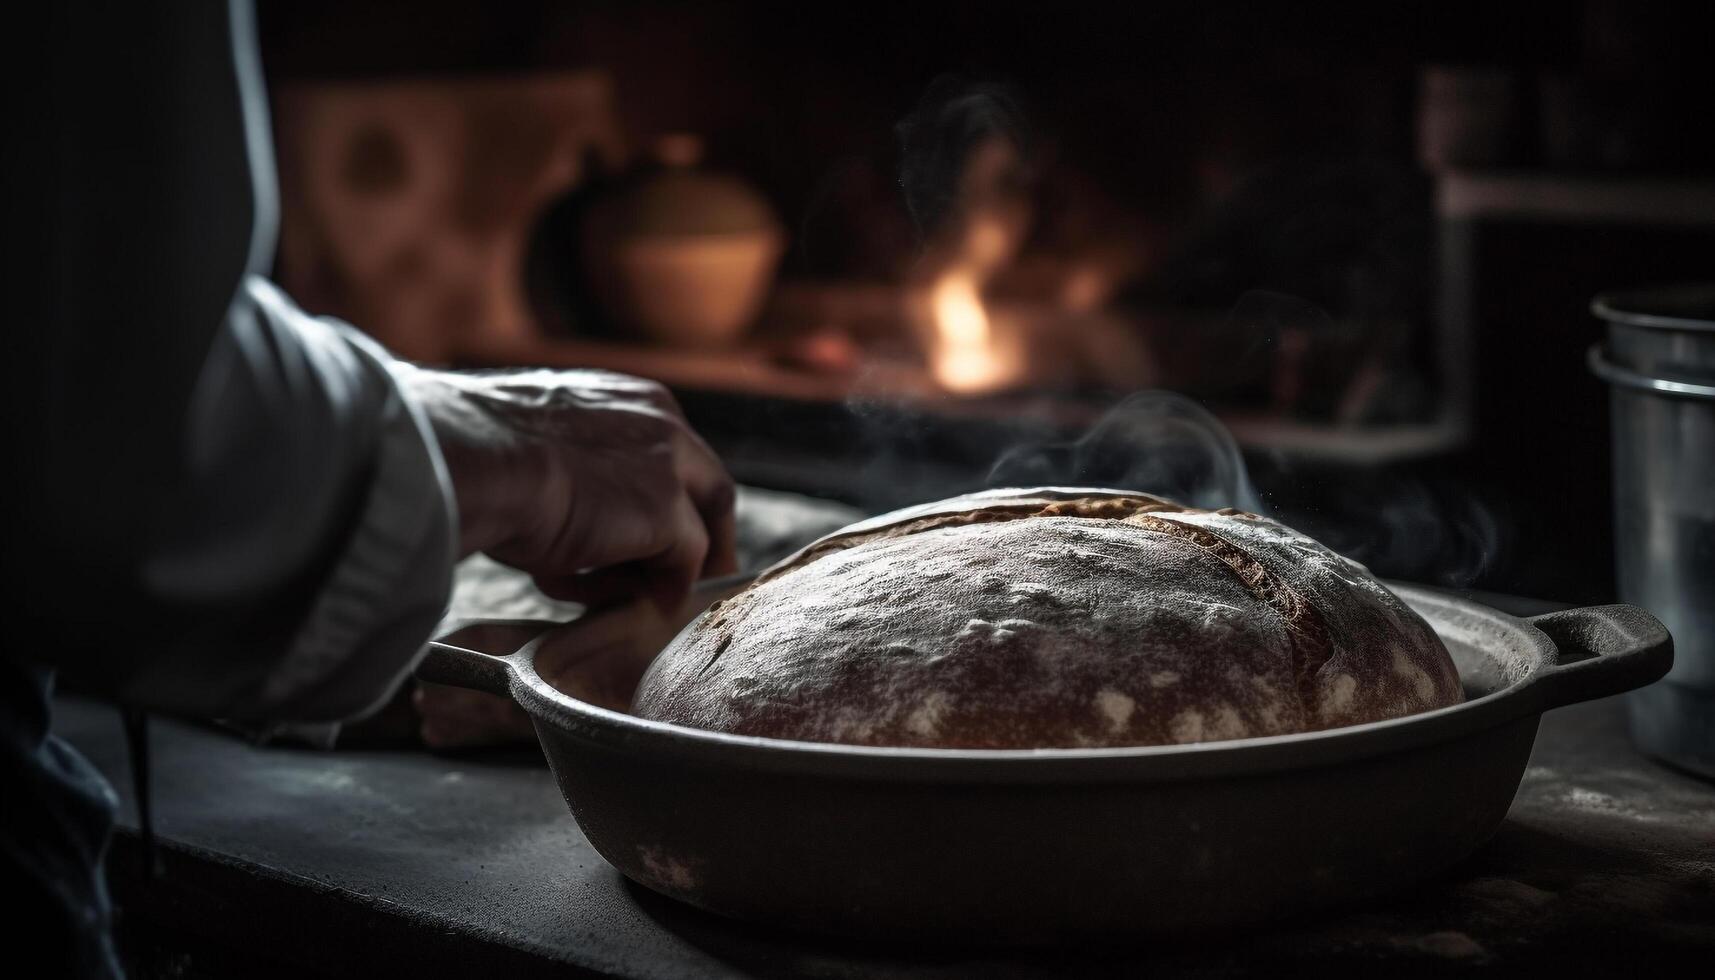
top-left (928, 270), bottom-right (1001, 393)
top-left (923, 209), bottom-right (1025, 394)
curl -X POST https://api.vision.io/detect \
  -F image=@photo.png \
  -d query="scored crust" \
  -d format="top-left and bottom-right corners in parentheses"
top-left (634, 489), bottom-right (1463, 749)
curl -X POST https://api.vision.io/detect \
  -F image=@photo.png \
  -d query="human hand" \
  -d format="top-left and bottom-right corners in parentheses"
top-left (413, 581), bottom-right (739, 749)
top-left (402, 368), bottom-right (737, 613)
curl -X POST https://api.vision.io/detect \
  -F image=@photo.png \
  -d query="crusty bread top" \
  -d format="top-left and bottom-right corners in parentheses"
top-left (634, 488), bottom-right (1462, 749)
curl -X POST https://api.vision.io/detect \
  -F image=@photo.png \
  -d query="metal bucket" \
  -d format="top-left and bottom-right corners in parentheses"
top-left (1589, 284), bottom-right (1715, 777)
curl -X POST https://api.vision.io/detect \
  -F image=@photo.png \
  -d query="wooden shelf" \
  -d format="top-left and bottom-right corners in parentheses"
top-left (462, 336), bottom-right (1463, 466)
top-left (1436, 171), bottom-right (1715, 225)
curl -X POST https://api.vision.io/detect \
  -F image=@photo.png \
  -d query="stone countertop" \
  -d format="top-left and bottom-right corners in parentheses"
top-left (58, 673), bottom-right (1714, 978)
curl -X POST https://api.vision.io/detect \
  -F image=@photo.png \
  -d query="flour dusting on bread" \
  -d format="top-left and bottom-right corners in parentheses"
top-left (634, 488), bottom-right (1463, 749)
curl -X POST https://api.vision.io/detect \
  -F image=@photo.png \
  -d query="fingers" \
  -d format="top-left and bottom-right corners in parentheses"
top-left (534, 562), bottom-right (654, 607)
top-left (676, 430), bottom-right (738, 577)
top-left (641, 491), bottom-right (709, 614)
top-left (701, 501), bottom-right (739, 577)
top-left (478, 371), bottom-right (737, 605)
top-left (532, 602), bottom-right (668, 712)
top-left (413, 682), bottom-right (534, 749)
top-left (534, 488), bottom-right (709, 613)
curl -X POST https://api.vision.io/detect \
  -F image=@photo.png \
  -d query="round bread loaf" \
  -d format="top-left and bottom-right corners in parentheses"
top-left (634, 488), bottom-right (1462, 748)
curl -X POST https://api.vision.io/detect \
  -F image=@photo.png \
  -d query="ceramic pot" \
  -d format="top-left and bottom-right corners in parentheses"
top-left (582, 137), bottom-right (783, 348)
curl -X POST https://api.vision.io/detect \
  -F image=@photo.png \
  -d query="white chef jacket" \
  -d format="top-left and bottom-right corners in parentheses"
top-left (3, 2), bottom-right (456, 974)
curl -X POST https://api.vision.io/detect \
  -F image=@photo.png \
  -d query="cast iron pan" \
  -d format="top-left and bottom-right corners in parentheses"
top-left (418, 490), bottom-right (1672, 942)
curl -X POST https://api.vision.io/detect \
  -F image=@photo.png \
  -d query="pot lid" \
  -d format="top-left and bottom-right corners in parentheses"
top-left (592, 135), bottom-right (778, 238)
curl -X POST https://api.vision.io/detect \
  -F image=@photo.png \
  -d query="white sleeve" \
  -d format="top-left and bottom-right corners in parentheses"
top-left (115, 277), bottom-right (458, 723)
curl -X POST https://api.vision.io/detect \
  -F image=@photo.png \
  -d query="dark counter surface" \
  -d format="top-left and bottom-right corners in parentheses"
top-left (46, 487), bottom-right (1715, 977)
top-left (56, 681), bottom-right (1714, 978)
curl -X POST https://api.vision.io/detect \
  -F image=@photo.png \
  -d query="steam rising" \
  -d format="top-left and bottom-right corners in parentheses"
top-left (986, 391), bottom-right (1503, 587)
top-left (871, 78), bottom-right (1500, 587)
top-left (895, 77), bottom-right (1037, 394)
top-left (895, 77), bottom-right (1032, 241)
top-left (988, 392), bottom-right (1264, 513)
top-left (1276, 465), bottom-right (1507, 589)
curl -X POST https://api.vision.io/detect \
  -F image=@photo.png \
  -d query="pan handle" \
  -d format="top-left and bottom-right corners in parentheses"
top-left (416, 619), bottom-right (563, 699)
top-left (417, 642), bottom-right (515, 698)
top-left (412, 577), bottom-right (753, 701)
top-left (1527, 604), bottom-right (1674, 709)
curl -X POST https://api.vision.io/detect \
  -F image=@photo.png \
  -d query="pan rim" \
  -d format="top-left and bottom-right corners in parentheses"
top-left (506, 584), bottom-right (1562, 782)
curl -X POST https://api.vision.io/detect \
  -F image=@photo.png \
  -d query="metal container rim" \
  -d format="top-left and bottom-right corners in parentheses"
top-left (1588, 344), bottom-right (1715, 401)
top-left (1592, 284), bottom-right (1715, 333)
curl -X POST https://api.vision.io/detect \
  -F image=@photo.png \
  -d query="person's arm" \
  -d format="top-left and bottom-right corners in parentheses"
top-left (94, 277), bottom-right (460, 722)
top-left (112, 281), bottom-right (740, 725)
top-left (11, 0), bottom-right (733, 725)
top-left (0, 0), bottom-right (450, 723)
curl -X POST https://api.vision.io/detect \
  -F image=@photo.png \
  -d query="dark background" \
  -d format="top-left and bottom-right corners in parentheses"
top-left (256, 1), bottom-right (1715, 603)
